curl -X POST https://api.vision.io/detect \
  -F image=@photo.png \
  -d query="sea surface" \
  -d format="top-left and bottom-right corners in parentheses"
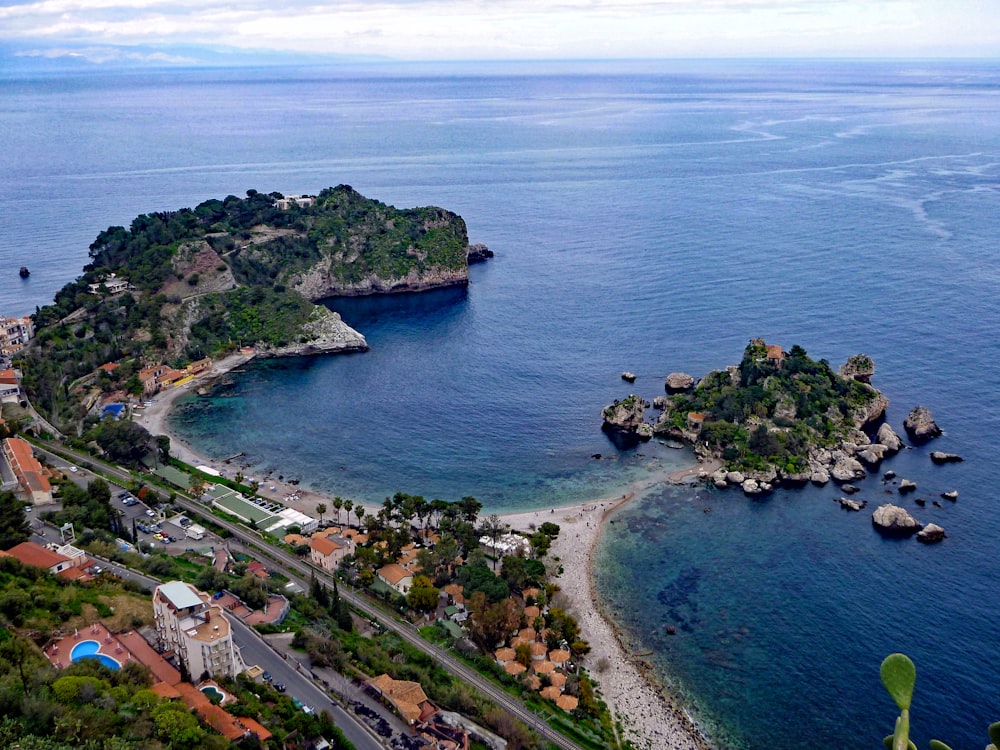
top-left (2, 59), bottom-right (999, 749)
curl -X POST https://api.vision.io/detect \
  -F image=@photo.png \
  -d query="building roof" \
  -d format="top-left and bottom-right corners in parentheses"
top-left (116, 630), bottom-right (182, 686)
top-left (0, 369), bottom-right (18, 384)
top-left (524, 605), bottom-right (541, 620)
top-left (494, 647), bottom-right (516, 662)
top-left (504, 661), bottom-right (527, 676)
top-left (97, 362), bottom-right (120, 372)
top-left (540, 685), bottom-right (562, 701)
top-left (767, 344), bottom-right (784, 359)
top-left (368, 674), bottom-right (433, 724)
top-left (158, 580), bottom-right (204, 610)
top-left (549, 672), bottom-right (567, 688)
top-left (5, 541), bottom-right (69, 570)
top-left (310, 536), bottom-right (341, 556)
top-left (150, 682), bottom-right (182, 699)
top-left (534, 660), bottom-right (555, 674)
top-left (549, 649), bottom-right (571, 664)
top-left (556, 694), bottom-right (579, 712)
top-left (377, 563), bottom-right (412, 585)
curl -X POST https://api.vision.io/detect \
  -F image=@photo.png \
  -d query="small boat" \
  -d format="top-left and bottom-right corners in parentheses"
top-left (19, 266), bottom-right (30, 278)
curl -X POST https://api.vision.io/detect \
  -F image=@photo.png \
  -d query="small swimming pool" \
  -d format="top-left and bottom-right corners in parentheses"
top-left (200, 685), bottom-right (225, 701)
top-left (70, 640), bottom-right (120, 670)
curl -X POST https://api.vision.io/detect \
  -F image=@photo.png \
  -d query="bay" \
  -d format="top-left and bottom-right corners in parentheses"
top-left (2, 59), bottom-right (999, 748)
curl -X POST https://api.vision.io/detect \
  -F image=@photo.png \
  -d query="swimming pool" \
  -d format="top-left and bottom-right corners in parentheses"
top-left (70, 640), bottom-right (120, 670)
top-left (200, 685), bottom-right (225, 701)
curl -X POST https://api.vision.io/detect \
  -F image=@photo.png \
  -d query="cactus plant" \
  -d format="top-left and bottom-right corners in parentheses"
top-left (880, 654), bottom-right (997, 750)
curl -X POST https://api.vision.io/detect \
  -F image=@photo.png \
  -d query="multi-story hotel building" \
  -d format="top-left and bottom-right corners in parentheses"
top-left (152, 581), bottom-right (245, 680)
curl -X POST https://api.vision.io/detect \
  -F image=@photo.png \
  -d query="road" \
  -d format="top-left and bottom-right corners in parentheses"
top-left (35, 442), bottom-right (584, 750)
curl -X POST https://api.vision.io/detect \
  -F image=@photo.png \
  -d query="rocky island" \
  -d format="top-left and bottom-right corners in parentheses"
top-left (603, 339), bottom-right (905, 493)
top-left (18, 186), bottom-right (489, 431)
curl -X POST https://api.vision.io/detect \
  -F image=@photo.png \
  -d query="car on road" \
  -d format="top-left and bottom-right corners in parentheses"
top-left (273, 682), bottom-right (285, 692)
top-left (69, 467), bottom-right (78, 473)
top-left (145, 509), bottom-right (156, 517)
top-left (261, 671), bottom-right (272, 683)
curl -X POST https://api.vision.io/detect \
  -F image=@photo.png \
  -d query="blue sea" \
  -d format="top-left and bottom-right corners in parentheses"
top-left (2, 59), bottom-right (998, 749)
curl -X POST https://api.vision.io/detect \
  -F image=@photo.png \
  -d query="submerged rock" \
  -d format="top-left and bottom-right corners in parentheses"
top-left (930, 451), bottom-right (963, 464)
top-left (904, 406), bottom-right (942, 442)
top-left (839, 497), bottom-right (864, 511)
top-left (872, 504), bottom-right (923, 536)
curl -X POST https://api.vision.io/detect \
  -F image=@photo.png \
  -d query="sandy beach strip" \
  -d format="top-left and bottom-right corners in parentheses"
top-left (135, 352), bottom-right (715, 747)
top-left (502, 472), bottom-right (716, 750)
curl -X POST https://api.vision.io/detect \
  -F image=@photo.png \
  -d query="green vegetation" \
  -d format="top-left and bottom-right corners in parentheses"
top-left (880, 653), bottom-right (999, 750)
top-left (660, 339), bottom-right (882, 473)
top-left (17, 186), bottom-right (477, 431)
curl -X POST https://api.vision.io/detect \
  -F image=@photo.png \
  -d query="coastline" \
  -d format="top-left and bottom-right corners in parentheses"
top-left (503, 470), bottom-right (717, 750)
top-left (135, 351), bottom-right (716, 749)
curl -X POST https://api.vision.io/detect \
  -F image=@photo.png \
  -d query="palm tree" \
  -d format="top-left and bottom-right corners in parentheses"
top-left (343, 499), bottom-right (354, 528)
top-left (316, 503), bottom-right (327, 525)
top-left (333, 496), bottom-right (343, 525)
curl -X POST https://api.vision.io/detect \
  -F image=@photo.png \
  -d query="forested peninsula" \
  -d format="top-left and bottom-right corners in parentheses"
top-left (18, 186), bottom-right (490, 431)
top-left (603, 339), bottom-right (900, 493)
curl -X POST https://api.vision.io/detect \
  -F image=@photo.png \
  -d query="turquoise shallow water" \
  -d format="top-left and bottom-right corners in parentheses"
top-left (3, 59), bottom-right (999, 748)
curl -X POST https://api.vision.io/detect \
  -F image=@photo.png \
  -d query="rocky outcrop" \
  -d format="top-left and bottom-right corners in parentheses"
top-left (872, 504), bottom-right (923, 536)
top-left (601, 395), bottom-right (651, 438)
top-left (898, 479), bottom-right (918, 495)
top-left (877, 423), bottom-right (904, 453)
top-left (904, 406), bottom-right (942, 442)
top-left (664, 372), bottom-right (695, 392)
top-left (294, 264), bottom-right (471, 299)
top-left (856, 444), bottom-right (888, 466)
top-left (621, 372), bottom-right (637, 383)
top-left (466, 243), bottom-right (494, 263)
top-left (839, 354), bottom-right (876, 383)
top-left (941, 490), bottom-right (958, 501)
top-left (810, 468), bottom-right (830, 485)
top-left (831, 455), bottom-right (866, 483)
top-left (850, 392), bottom-right (889, 428)
top-left (652, 396), bottom-right (668, 410)
top-left (254, 305), bottom-right (368, 357)
top-left (917, 523), bottom-right (946, 544)
top-left (930, 451), bottom-right (963, 464)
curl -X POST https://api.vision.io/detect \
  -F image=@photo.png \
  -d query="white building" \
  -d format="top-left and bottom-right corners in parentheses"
top-left (152, 581), bottom-right (245, 680)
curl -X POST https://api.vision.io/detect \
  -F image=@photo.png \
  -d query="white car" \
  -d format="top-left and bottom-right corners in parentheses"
top-left (69, 467), bottom-right (78, 473)
top-left (145, 509), bottom-right (156, 517)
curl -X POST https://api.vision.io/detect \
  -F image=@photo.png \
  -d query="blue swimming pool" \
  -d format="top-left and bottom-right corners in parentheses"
top-left (200, 685), bottom-right (225, 701)
top-left (70, 640), bottom-right (120, 670)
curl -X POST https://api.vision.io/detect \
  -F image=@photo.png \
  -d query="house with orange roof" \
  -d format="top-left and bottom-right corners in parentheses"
top-left (2, 436), bottom-right (52, 504)
top-left (186, 358), bottom-right (212, 376)
top-left (97, 362), bottom-right (120, 374)
top-left (367, 674), bottom-right (438, 725)
top-left (766, 343), bottom-right (785, 368)
top-left (310, 534), bottom-right (353, 572)
top-left (4, 541), bottom-right (74, 574)
top-left (376, 563), bottom-right (413, 594)
top-left (0, 368), bottom-right (20, 401)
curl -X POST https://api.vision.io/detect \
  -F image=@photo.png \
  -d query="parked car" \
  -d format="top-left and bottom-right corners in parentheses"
top-left (261, 671), bottom-right (272, 683)
top-left (273, 682), bottom-right (286, 693)
top-left (145, 509), bottom-right (156, 517)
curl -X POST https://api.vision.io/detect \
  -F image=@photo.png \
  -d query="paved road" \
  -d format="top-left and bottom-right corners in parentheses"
top-left (34, 442), bottom-right (583, 750)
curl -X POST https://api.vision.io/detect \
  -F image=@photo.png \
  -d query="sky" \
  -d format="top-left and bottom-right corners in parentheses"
top-left (0, 0), bottom-right (997, 64)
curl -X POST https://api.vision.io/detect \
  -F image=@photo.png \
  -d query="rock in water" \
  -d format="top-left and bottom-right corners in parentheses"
top-left (872, 504), bottom-right (923, 536)
top-left (466, 243), bottom-right (494, 263)
top-left (601, 395), bottom-right (651, 439)
top-left (621, 371), bottom-right (637, 383)
top-left (831, 457), bottom-right (866, 482)
top-left (941, 490), bottom-right (958, 501)
top-left (857, 444), bottom-right (888, 466)
top-left (930, 451), bottom-right (963, 464)
top-left (917, 523), bottom-right (946, 544)
top-left (904, 406), bottom-right (942, 442)
top-left (839, 353), bottom-right (876, 383)
top-left (898, 479), bottom-right (918, 494)
top-left (839, 497), bottom-right (864, 511)
top-left (664, 372), bottom-right (696, 392)
top-left (877, 423), bottom-right (904, 453)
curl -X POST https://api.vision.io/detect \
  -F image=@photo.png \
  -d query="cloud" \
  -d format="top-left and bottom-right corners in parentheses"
top-left (0, 0), bottom-right (996, 60)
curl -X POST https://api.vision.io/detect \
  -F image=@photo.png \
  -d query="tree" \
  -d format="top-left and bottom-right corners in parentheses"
top-left (316, 503), bottom-right (327, 524)
top-left (332, 496), bottom-right (343, 525)
top-left (479, 513), bottom-right (508, 571)
top-left (343, 499), bottom-right (353, 527)
top-left (155, 434), bottom-right (171, 463)
top-left (92, 420), bottom-right (153, 465)
top-left (406, 575), bottom-right (440, 612)
top-left (466, 592), bottom-right (521, 652)
top-left (0, 491), bottom-right (30, 549)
